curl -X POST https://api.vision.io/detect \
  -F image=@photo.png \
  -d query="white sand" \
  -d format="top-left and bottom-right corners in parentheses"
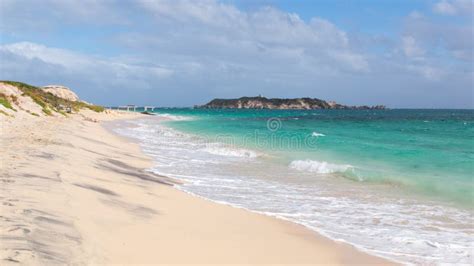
top-left (0, 110), bottom-right (394, 265)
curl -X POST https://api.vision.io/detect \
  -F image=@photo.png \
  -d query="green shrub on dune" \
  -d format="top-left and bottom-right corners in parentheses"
top-left (0, 93), bottom-right (15, 110)
top-left (84, 104), bottom-right (105, 112)
top-left (1, 81), bottom-right (105, 116)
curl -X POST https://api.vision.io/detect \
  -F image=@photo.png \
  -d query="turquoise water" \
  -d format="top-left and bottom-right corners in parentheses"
top-left (115, 108), bottom-right (474, 263)
top-left (154, 109), bottom-right (474, 205)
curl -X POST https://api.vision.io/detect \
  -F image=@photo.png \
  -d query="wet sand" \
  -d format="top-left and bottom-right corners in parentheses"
top-left (0, 110), bottom-right (394, 265)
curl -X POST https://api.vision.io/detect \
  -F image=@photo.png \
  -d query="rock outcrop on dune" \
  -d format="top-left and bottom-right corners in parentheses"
top-left (198, 96), bottom-right (386, 110)
top-left (42, 85), bottom-right (80, 102)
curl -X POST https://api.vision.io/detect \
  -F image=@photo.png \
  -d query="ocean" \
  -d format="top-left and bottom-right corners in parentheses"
top-left (114, 108), bottom-right (473, 264)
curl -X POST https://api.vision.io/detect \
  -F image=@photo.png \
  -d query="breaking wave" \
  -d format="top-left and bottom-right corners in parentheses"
top-left (289, 159), bottom-right (353, 174)
top-left (201, 146), bottom-right (259, 158)
top-left (311, 132), bottom-right (326, 137)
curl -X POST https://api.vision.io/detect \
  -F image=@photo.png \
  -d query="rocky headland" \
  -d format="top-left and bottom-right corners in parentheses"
top-left (198, 96), bottom-right (386, 110)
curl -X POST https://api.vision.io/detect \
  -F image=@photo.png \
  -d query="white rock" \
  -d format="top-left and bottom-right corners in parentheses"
top-left (42, 85), bottom-right (80, 102)
top-left (0, 83), bottom-right (22, 97)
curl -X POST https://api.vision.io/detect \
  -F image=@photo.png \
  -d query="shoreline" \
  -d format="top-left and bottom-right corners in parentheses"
top-left (106, 114), bottom-right (397, 264)
top-left (119, 111), bottom-right (474, 265)
top-left (1, 110), bottom-right (394, 265)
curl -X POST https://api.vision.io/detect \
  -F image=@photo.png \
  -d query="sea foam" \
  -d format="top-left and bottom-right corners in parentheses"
top-left (114, 113), bottom-right (474, 265)
top-left (201, 146), bottom-right (258, 158)
top-left (289, 159), bottom-right (352, 174)
top-left (311, 132), bottom-right (326, 137)
top-left (155, 113), bottom-right (192, 121)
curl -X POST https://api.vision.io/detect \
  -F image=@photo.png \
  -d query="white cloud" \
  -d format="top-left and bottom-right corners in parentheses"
top-left (329, 51), bottom-right (370, 72)
top-left (407, 64), bottom-right (445, 81)
top-left (134, 0), bottom-right (368, 74)
top-left (434, 0), bottom-right (457, 15)
top-left (2, 42), bottom-right (92, 69)
top-left (433, 0), bottom-right (473, 16)
top-left (0, 42), bottom-right (173, 92)
top-left (401, 36), bottom-right (425, 58)
top-left (0, 0), bottom-right (130, 35)
top-left (403, 11), bottom-right (473, 62)
top-left (0, 0), bottom-right (472, 107)
top-left (0, 42), bottom-right (173, 78)
top-left (138, 0), bottom-right (245, 27)
top-left (451, 49), bottom-right (474, 60)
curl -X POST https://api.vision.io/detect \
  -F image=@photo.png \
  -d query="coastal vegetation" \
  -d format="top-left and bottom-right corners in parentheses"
top-left (0, 81), bottom-right (104, 115)
top-left (0, 110), bottom-right (10, 116)
top-left (0, 92), bottom-right (16, 111)
top-left (199, 96), bottom-right (386, 110)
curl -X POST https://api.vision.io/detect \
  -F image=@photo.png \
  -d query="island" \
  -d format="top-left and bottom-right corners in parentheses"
top-left (197, 96), bottom-right (386, 110)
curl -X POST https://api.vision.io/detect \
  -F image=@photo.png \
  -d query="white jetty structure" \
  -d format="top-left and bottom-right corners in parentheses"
top-left (118, 105), bottom-right (137, 111)
top-left (144, 106), bottom-right (157, 112)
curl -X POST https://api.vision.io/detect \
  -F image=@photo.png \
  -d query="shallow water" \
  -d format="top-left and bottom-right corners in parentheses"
top-left (114, 109), bottom-right (474, 264)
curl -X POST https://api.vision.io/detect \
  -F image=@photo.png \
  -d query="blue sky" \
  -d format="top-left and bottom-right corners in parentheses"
top-left (0, 0), bottom-right (472, 108)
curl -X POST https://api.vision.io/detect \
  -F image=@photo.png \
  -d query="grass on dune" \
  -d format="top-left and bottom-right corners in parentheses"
top-left (1, 81), bottom-right (104, 116)
top-left (0, 93), bottom-right (16, 111)
top-left (0, 110), bottom-right (11, 116)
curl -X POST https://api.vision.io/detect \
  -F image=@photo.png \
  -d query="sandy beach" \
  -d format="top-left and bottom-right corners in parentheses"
top-left (2, 0), bottom-right (473, 263)
top-left (0, 110), bottom-right (393, 265)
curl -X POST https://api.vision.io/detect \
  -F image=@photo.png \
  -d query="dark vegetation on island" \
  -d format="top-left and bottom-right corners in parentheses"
top-left (198, 96), bottom-right (386, 110)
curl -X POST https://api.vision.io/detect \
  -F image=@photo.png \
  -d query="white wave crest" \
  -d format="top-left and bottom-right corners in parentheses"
top-left (155, 113), bottom-right (192, 121)
top-left (201, 146), bottom-right (258, 158)
top-left (312, 132), bottom-right (326, 137)
top-left (289, 160), bottom-right (352, 174)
